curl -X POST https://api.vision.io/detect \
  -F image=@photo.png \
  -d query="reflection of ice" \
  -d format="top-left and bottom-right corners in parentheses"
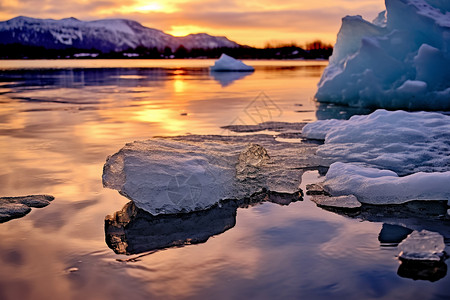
top-left (105, 191), bottom-right (302, 255)
top-left (313, 200), bottom-right (450, 241)
top-left (311, 200), bottom-right (450, 282)
top-left (210, 71), bottom-right (253, 87)
top-left (315, 103), bottom-right (372, 120)
top-left (105, 200), bottom-right (238, 255)
top-left (397, 259), bottom-right (447, 282)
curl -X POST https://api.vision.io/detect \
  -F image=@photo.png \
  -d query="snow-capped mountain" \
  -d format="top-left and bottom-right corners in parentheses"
top-left (0, 16), bottom-right (240, 52)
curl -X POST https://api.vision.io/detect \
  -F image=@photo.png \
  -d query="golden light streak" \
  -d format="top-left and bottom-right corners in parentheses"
top-left (167, 25), bottom-right (206, 37)
top-left (98, 1), bottom-right (178, 15)
top-left (134, 108), bottom-right (186, 132)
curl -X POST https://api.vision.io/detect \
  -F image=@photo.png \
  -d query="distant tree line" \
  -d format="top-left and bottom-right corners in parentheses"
top-left (0, 40), bottom-right (333, 60)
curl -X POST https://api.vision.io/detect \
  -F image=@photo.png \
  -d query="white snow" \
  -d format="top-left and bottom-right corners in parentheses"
top-left (302, 109), bottom-right (450, 205)
top-left (316, 0), bottom-right (450, 110)
top-left (89, 19), bottom-right (135, 35)
top-left (1, 16), bottom-right (239, 52)
top-left (322, 162), bottom-right (450, 205)
top-left (302, 109), bottom-right (450, 175)
top-left (398, 230), bottom-right (445, 261)
top-left (210, 54), bottom-right (254, 72)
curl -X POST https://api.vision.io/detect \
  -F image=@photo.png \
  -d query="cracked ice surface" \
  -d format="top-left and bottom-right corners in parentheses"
top-left (103, 134), bottom-right (319, 215)
top-left (398, 230), bottom-right (446, 261)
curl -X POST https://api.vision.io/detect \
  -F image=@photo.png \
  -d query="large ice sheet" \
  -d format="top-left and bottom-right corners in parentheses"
top-left (302, 109), bottom-right (450, 175)
top-left (210, 54), bottom-right (254, 72)
top-left (103, 134), bottom-right (318, 215)
top-left (316, 0), bottom-right (450, 110)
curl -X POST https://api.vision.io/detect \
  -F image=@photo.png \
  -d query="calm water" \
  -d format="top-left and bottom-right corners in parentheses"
top-left (0, 59), bottom-right (449, 300)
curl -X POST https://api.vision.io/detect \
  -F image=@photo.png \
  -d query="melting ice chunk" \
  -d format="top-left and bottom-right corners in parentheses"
top-left (322, 162), bottom-right (450, 205)
top-left (210, 53), bottom-right (254, 72)
top-left (302, 109), bottom-right (450, 175)
top-left (103, 135), bottom-right (316, 215)
top-left (398, 230), bottom-right (445, 261)
top-left (302, 109), bottom-right (450, 205)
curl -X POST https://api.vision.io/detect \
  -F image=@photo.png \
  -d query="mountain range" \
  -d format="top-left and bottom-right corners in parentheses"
top-left (0, 16), bottom-right (240, 52)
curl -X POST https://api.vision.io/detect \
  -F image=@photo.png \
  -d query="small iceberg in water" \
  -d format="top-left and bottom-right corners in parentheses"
top-left (398, 230), bottom-right (446, 262)
top-left (210, 53), bottom-right (254, 72)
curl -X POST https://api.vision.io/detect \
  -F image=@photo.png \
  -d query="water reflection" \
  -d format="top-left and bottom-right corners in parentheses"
top-left (313, 200), bottom-right (450, 282)
top-left (210, 71), bottom-right (253, 87)
top-left (398, 259), bottom-right (448, 282)
top-left (315, 103), bottom-right (373, 120)
top-left (105, 191), bottom-right (302, 255)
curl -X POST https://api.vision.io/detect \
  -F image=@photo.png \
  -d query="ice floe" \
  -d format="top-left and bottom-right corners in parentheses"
top-left (0, 195), bottom-right (55, 222)
top-left (309, 194), bottom-right (361, 210)
top-left (323, 162), bottom-right (450, 205)
top-left (398, 230), bottom-right (446, 261)
top-left (316, 0), bottom-right (450, 110)
top-left (302, 109), bottom-right (450, 205)
top-left (302, 109), bottom-right (450, 175)
top-left (103, 134), bottom-right (319, 215)
top-left (210, 54), bottom-right (254, 72)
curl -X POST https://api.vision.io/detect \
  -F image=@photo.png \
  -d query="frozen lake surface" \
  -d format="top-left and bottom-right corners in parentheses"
top-left (0, 59), bottom-right (449, 300)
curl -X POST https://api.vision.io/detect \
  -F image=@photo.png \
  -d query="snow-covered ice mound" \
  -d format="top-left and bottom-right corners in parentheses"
top-left (316, 0), bottom-right (450, 110)
top-left (103, 134), bottom-right (318, 215)
top-left (210, 53), bottom-right (254, 72)
top-left (398, 230), bottom-right (446, 261)
top-left (323, 162), bottom-right (450, 204)
top-left (302, 109), bottom-right (450, 175)
top-left (302, 109), bottom-right (450, 205)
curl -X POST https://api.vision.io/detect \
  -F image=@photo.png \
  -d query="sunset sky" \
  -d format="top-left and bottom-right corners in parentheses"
top-left (0, 0), bottom-right (385, 47)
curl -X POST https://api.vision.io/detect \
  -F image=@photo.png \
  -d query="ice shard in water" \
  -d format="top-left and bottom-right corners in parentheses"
top-left (398, 230), bottom-right (446, 261)
top-left (210, 54), bottom-right (254, 72)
